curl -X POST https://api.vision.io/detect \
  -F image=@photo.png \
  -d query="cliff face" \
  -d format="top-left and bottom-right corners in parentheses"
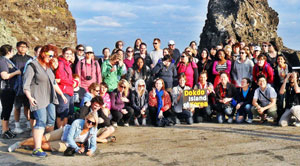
top-left (199, 0), bottom-right (282, 50)
top-left (0, 0), bottom-right (77, 52)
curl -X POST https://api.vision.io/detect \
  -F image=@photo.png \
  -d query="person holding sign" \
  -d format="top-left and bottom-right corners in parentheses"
top-left (149, 78), bottom-right (174, 126)
top-left (193, 71), bottom-right (215, 122)
top-left (215, 72), bottom-right (236, 123)
top-left (172, 74), bottom-right (193, 124)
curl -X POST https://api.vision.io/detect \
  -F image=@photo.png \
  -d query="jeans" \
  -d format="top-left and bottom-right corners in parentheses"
top-left (194, 105), bottom-right (212, 122)
top-left (57, 94), bottom-right (74, 119)
top-left (175, 110), bottom-right (193, 124)
top-left (33, 103), bottom-right (56, 129)
top-left (216, 104), bottom-right (234, 124)
top-left (235, 104), bottom-right (252, 123)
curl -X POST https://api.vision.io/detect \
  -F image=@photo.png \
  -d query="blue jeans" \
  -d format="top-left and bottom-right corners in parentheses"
top-left (57, 94), bottom-right (74, 119)
top-left (235, 104), bottom-right (252, 123)
top-left (33, 103), bottom-right (56, 129)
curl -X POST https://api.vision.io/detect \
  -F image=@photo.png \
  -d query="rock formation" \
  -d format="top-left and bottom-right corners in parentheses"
top-left (199, 0), bottom-right (283, 49)
top-left (0, 0), bottom-right (77, 54)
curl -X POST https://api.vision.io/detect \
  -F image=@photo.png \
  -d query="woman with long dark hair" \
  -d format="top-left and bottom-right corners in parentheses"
top-left (0, 44), bottom-right (21, 139)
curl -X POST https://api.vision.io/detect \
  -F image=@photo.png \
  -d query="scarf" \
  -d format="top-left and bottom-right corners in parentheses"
top-left (156, 89), bottom-right (164, 117)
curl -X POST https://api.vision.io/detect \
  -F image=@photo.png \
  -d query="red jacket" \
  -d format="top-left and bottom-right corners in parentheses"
top-left (56, 57), bottom-right (74, 96)
top-left (252, 61), bottom-right (274, 84)
top-left (149, 90), bottom-right (171, 112)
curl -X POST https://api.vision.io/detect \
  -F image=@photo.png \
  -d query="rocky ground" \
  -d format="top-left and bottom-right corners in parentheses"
top-left (1, 112), bottom-right (300, 166)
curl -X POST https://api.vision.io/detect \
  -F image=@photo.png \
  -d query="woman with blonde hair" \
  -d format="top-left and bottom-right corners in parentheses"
top-left (131, 79), bottom-right (149, 126)
top-left (8, 112), bottom-right (98, 157)
top-left (110, 79), bottom-right (134, 127)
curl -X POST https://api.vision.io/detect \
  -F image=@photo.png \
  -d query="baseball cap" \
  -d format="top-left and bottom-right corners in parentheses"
top-left (168, 40), bottom-right (175, 45)
top-left (254, 46), bottom-right (261, 51)
top-left (85, 46), bottom-right (94, 53)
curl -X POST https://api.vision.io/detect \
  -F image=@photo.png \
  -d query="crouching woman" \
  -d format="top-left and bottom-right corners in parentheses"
top-left (8, 112), bottom-right (98, 157)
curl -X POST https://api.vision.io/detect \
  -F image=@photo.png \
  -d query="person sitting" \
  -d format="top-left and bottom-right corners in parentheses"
top-left (193, 71), bottom-right (215, 122)
top-left (172, 74), bottom-right (193, 124)
top-left (251, 74), bottom-right (277, 124)
top-left (131, 79), bottom-right (149, 126)
top-left (126, 57), bottom-right (151, 88)
top-left (149, 78), bottom-right (174, 126)
top-left (8, 112), bottom-right (98, 157)
top-left (79, 96), bottom-right (116, 143)
top-left (233, 78), bottom-right (254, 123)
top-left (214, 72), bottom-right (236, 123)
top-left (279, 72), bottom-right (300, 127)
top-left (80, 83), bottom-right (100, 107)
top-left (110, 79), bottom-right (134, 127)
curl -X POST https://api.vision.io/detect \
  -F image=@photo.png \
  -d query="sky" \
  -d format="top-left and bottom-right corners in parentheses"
top-left (66, 0), bottom-right (300, 55)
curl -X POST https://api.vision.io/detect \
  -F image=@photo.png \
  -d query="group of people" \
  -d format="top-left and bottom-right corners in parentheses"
top-left (1, 37), bottom-right (299, 157)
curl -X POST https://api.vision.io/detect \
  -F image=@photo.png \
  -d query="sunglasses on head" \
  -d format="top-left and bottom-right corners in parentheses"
top-left (87, 119), bottom-right (96, 126)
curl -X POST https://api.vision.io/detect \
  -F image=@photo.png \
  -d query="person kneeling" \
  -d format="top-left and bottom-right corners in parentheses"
top-left (8, 112), bottom-right (98, 157)
top-left (79, 96), bottom-right (116, 143)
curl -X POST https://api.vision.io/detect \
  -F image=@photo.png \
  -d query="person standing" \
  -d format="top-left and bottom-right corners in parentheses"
top-left (11, 41), bottom-right (32, 134)
top-left (75, 46), bottom-right (102, 91)
top-left (23, 44), bottom-right (67, 157)
top-left (98, 47), bottom-right (110, 67)
top-left (168, 40), bottom-right (180, 64)
top-left (72, 44), bottom-right (85, 73)
top-left (0, 44), bottom-right (21, 139)
top-left (55, 47), bottom-right (75, 128)
top-left (150, 38), bottom-right (163, 68)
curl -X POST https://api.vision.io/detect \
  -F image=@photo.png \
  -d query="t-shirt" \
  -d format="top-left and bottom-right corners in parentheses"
top-left (253, 84), bottom-right (277, 107)
top-left (0, 56), bottom-right (18, 89)
top-left (150, 49), bottom-right (163, 67)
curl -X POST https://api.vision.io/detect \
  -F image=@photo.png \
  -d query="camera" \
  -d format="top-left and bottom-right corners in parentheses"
top-left (86, 76), bottom-right (92, 80)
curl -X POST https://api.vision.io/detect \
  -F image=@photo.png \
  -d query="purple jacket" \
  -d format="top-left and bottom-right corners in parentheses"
top-left (110, 91), bottom-right (125, 112)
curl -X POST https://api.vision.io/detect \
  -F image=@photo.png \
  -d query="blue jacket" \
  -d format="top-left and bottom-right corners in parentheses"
top-left (80, 92), bottom-right (93, 107)
top-left (66, 119), bottom-right (97, 153)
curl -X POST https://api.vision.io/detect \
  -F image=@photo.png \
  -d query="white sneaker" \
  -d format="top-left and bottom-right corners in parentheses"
top-left (13, 127), bottom-right (24, 134)
top-left (134, 119), bottom-right (140, 126)
top-left (142, 118), bottom-right (147, 126)
top-left (8, 141), bottom-right (21, 152)
top-left (124, 123), bottom-right (129, 127)
top-left (227, 117), bottom-right (233, 124)
top-left (112, 122), bottom-right (118, 128)
top-left (246, 119), bottom-right (253, 124)
top-left (295, 122), bottom-right (300, 127)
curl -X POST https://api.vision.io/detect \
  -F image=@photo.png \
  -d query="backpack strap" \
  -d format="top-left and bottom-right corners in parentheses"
top-left (28, 63), bottom-right (39, 85)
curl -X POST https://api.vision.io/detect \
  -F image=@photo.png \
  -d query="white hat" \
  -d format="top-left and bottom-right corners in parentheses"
top-left (85, 46), bottom-right (94, 53)
top-left (168, 40), bottom-right (175, 45)
top-left (254, 46), bottom-right (261, 51)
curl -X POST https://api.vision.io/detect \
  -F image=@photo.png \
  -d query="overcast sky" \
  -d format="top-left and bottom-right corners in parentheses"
top-left (66, 0), bottom-right (300, 55)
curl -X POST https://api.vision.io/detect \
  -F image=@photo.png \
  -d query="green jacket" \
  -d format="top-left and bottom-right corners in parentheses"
top-left (101, 60), bottom-right (125, 92)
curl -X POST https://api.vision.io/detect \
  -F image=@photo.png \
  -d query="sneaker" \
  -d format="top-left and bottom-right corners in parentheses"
top-left (32, 148), bottom-right (47, 157)
top-left (245, 119), bottom-right (253, 124)
top-left (295, 122), bottom-right (300, 127)
top-left (142, 118), bottom-right (147, 126)
top-left (134, 119), bottom-right (140, 126)
top-left (8, 141), bottom-right (21, 152)
top-left (13, 127), bottom-right (24, 134)
top-left (227, 117), bottom-right (233, 124)
top-left (2, 131), bottom-right (13, 139)
top-left (7, 129), bottom-right (17, 138)
top-left (124, 123), bottom-right (129, 127)
top-left (112, 122), bottom-right (118, 128)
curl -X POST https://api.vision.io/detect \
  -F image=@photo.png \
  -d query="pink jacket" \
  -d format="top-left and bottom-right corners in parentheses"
top-left (75, 59), bottom-right (102, 91)
top-left (56, 57), bottom-right (74, 96)
top-left (177, 62), bottom-right (198, 88)
top-left (102, 92), bottom-right (111, 110)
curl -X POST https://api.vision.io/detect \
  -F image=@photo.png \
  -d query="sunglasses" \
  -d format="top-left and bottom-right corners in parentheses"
top-left (45, 52), bottom-right (54, 58)
top-left (153, 43), bottom-right (158, 45)
top-left (127, 50), bottom-right (133, 53)
top-left (240, 52), bottom-right (246, 54)
top-left (138, 84), bottom-right (145, 87)
top-left (181, 56), bottom-right (186, 58)
top-left (119, 85), bottom-right (126, 89)
top-left (87, 119), bottom-right (96, 126)
top-left (78, 49), bottom-right (84, 51)
top-left (262, 45), bottom-right (268, 47)
top-left (94, 89), bottom-right (100, 92)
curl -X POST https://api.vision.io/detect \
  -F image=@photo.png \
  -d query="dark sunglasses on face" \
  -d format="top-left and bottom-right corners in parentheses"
top-left (78, 49), bottom-right (84, 51)
top-left (153, 43), bottom-right (158, 45)
top-left (87, 119), bottom-right (96, 126)
top-left (181, 56), bottom-right (186, 58)
top-left (94, 89), bottom-right (100, 92)
top-left (127, 50), bottom-right (133, 53)
top-left (119, 85), bottom-right (126, 89)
